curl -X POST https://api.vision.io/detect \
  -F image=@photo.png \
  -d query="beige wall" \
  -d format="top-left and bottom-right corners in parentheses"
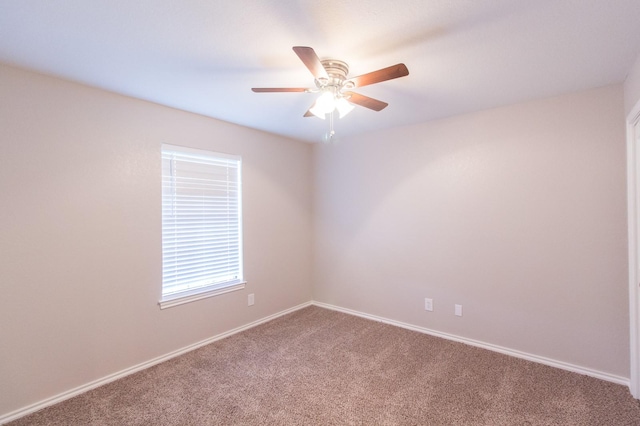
top-left (0, 64), bottom-right (313, 416)
top-left (313, 85), bottom-right (629, 377)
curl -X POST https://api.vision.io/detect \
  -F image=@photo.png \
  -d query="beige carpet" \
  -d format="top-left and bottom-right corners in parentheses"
top-left (9, 306), bottom-right (640, 425)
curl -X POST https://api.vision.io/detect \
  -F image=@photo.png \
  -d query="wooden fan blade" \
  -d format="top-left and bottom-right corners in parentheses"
top-left (252, 88), bottom-right (307, 92)
top-left (293, 46), bottom-right (329, 80)
top-left (303, 100), bottom-right (316, 117)
top-left (349, 63), bottom-right (409, 88)
top-left (344, 92), bottom-right (388, 111)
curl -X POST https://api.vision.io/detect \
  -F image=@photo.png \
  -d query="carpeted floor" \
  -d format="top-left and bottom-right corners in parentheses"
top-left (9, 306), bottom-right (640, 425)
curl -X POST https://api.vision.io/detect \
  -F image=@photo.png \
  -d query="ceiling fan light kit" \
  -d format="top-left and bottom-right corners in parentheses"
top-left (252, 46), bottom-right (409, 142)
top-left (308, 90), bottom-right (355, 119)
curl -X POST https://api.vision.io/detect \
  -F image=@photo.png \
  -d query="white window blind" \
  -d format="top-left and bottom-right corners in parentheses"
top-left (161, 144), bottom-right (243, 306)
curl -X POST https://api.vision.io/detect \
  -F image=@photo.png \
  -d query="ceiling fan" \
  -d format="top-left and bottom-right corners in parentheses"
top-left (252, 46), bottom-right (409, 123)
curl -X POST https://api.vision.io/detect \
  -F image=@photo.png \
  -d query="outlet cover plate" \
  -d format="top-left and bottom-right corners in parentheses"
top-left (425, 298), bottom-right (433, 311)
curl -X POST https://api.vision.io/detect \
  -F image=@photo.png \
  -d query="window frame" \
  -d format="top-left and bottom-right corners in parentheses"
top-left (159, 144), bottom-right (245, 309)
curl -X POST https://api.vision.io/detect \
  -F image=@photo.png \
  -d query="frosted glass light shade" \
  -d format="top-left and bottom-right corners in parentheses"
top-left (336, 97), bottom-right (355, 118)
top-left (310, 91), bottom-right (337, 119)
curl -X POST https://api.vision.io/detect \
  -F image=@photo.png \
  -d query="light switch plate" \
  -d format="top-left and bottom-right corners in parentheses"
top-left (455, 304), bottom-right (462, 316)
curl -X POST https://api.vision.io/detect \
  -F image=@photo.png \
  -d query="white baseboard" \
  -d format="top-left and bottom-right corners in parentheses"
top-left (312, 301), bottom-right (630, 387)
top-left (0, 301), bottom-right (313, 425)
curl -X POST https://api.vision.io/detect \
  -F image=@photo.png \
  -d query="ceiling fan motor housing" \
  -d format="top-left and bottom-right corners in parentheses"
top-left (318, 59), bottom-right (353, 90)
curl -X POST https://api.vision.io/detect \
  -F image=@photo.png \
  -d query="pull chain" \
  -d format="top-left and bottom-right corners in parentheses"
top-left (323, 110), bottom-right (336, 143)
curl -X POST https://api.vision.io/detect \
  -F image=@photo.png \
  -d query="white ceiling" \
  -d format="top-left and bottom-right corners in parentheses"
top-left (1, 0), bottom-right (640, 143)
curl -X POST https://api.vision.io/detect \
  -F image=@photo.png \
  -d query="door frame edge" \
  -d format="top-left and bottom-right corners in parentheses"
top-left (626, 101), bottom-right (640, 398)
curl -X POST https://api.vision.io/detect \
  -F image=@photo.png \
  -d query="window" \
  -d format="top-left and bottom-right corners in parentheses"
top-left (160, 144), bottom-right (244, 309)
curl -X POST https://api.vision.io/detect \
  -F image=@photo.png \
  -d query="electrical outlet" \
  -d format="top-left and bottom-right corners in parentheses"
top-left (248, 293), bottom-right (255, 306)
top-left (424, 298), bottom-right (433, 311)
top-left (455, 304), bottom-right (462, 317)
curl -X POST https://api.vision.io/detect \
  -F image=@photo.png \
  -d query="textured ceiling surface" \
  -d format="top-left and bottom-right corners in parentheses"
top-left (1, 0), bottom-right (640, 143)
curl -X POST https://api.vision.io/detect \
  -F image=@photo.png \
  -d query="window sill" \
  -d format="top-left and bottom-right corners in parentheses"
top-left (159, 281), bottom-right (246, 310)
